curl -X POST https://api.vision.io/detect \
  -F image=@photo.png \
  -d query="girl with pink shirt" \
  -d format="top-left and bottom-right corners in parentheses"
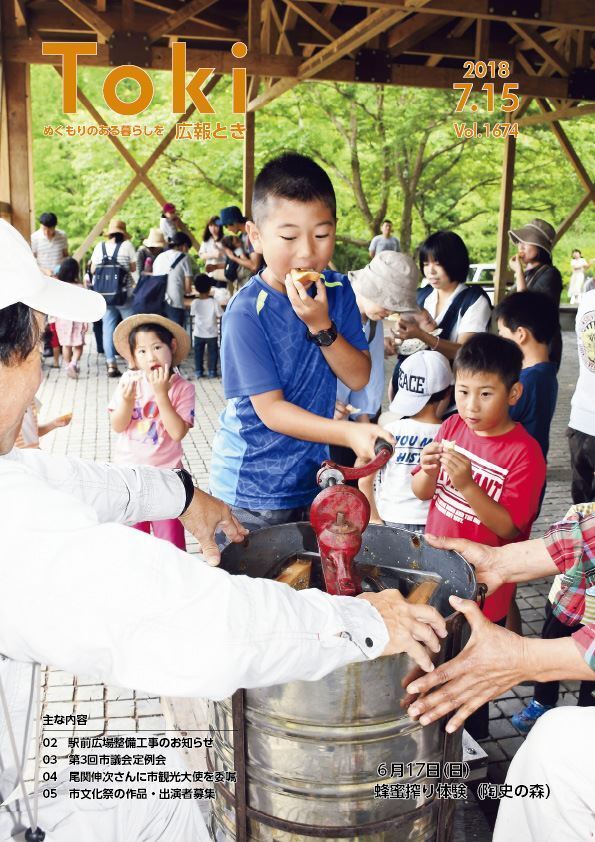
top-left (109, 314), bottom-right (195, 549)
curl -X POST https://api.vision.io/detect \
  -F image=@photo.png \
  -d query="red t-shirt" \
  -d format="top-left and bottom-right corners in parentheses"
top-left (425, 414), bottom-right (546, 621)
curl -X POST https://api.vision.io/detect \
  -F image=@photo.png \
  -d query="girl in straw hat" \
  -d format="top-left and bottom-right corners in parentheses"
top-left (108, 314), bottom-right (195, 549)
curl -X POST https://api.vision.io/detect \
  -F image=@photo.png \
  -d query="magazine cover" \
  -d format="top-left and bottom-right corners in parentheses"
top-left (1, 1), bottom-right (594, 840)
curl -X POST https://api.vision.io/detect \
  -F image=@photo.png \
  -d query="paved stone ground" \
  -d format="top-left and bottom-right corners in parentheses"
top-left (29, 328), bottom-right (579, 836)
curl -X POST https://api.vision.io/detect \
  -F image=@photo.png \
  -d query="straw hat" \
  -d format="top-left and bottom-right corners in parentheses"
top-left (348, 252), bottom-right (419, 312)
top-left (143, 228), bottom-right (167, 248)
top-left (104, 218), bottom-right (131, 239)
top-left (509, 218), bottom-right (555, 254)
top-left (113, 314), bottom-right (191, 367)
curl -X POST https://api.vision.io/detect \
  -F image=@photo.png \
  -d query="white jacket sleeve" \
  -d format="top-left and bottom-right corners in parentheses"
top-left (5, 448), bottom-right (186, 524)
top-left (0, 465), bottom-right (389, 699)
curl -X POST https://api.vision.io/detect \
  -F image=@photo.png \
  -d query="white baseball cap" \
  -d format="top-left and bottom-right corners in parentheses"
top-left (389, 351), bottom-right (453, 419)
top-left (0, 219), bottom-right (106, 322)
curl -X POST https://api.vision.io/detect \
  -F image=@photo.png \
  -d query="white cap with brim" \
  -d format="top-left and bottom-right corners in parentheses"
top-left (389, 350), bottom-right (453, 419)
top-left (0, 219), bottom-right (106, 322)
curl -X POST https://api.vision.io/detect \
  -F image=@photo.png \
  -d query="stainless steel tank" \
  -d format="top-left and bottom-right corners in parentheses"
top-left (208, 523), bottom-right (477, 842)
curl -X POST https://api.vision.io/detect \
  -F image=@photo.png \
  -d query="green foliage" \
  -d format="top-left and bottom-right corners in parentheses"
top-left (31, 64), bottom-right (595, 290)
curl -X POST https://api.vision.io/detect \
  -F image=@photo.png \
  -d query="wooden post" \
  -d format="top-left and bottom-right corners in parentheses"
top-left (243, 111), bottom-right (255, 218)
top-left (493, 125), bottom-right (516, 305)
top-left (4, 60), bottom-right (34, 239)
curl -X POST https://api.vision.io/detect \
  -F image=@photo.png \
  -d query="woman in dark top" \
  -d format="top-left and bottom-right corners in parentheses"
top-left (509, 218), bottom-right (562, 369)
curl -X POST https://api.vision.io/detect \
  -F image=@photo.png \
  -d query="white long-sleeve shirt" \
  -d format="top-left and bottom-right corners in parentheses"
top-left (0, 448), bottom-right (387, 839)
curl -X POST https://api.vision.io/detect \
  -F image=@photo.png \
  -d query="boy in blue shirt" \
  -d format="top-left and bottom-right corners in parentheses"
top-left (210, 154), bottom-right (391, 528)
top-left (494, 291), bottom-right (559, 458)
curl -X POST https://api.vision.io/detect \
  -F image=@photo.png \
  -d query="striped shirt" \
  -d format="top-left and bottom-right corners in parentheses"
top-left (545, 509), bottom-right (595, 670)
top-left (31, 228), bottom-right (69, 273)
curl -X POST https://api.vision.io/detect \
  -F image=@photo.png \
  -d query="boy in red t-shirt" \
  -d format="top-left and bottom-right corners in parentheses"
top-left (412, 333), bottom-right (546, 738)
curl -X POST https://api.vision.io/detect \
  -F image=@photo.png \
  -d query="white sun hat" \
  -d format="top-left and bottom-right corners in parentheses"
top-left (0, 219), bottom-right (106, 322)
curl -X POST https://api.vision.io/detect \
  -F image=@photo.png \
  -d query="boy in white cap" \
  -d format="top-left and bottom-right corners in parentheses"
top-left (358, 350), bottom-right (452, 531)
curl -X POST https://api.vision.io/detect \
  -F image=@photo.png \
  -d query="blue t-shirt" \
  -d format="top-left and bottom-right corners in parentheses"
top-left (210, 271), bottom-right (368, 509)
top-left (510, 362), bottom-right (558, 458)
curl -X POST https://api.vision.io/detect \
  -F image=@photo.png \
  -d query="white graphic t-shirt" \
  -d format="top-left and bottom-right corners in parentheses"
top-left (374, 417), bottom-right (440, 525)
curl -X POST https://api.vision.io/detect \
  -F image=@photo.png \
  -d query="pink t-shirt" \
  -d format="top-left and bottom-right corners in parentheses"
top-left (108, 371), bottom-right (195, 469)
top-left (424, 413), bottom-right (546, 622)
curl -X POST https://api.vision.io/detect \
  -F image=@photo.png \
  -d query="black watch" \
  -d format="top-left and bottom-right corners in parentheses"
top-left (306, 320), bottom-right (338, 347)
top-left (174, 468), bottom-right (195, 515)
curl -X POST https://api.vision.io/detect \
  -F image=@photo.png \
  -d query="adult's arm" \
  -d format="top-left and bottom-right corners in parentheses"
top-left (0, 471), bottom-right (447, 696)
top-left (404, 597), bottom-right (594, 733)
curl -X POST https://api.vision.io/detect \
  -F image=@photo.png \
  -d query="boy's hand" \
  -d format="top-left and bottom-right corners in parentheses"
top-left (419, 442), bottom-right (442, 476)
top-left (52, 413), bottom-right (72, 429)
top-left (345, 423), bottom-right (395, 462)
top-left (440, 450), bottom-right (473, 493)
top-left (285, 273), bottom-right (331, 334)
top-left (334, 400), bottom-right (350, 420)
top-left (147, 365), bottom-right (172, 397)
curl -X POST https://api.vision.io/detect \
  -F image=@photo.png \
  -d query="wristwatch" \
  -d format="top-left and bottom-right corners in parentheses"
top-left (174, 467), bottom-right (195, 514)
top-left (306, 320), bottom-right (338, 347)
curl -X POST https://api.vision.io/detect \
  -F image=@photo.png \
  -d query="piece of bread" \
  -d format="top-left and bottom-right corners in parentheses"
top-left (386, 312), bottom-right (401, 322)
top-left (276, 560), bottom-right (312, 590)
top-left (344, 404), bottom-right (362, 416)
top-left (406, 581), bottom-right (439, 605)
top-left (56, 412), bottom-right (72, 425)
top-left (442, 439), bottom-right (457, 452)
top-left (290, 268), bottom-right (323, 285)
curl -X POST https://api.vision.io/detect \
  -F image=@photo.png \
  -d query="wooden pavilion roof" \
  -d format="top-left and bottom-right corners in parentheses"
top-left (2, 0), bottom-right (594, 110)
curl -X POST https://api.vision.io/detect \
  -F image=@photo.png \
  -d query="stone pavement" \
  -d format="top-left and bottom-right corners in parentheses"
top-left (29, 328), bottom-right (580, 835)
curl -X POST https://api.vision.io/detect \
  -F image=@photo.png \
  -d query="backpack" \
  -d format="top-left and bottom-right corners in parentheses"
top-left (224, 254), bottom-right (239, 283)
top-left (92, 242), bottom-right (128, 306)
top-left (416, 283), bottom-right (492, 340)
top-left (131, 252), bottom-right (185, 316)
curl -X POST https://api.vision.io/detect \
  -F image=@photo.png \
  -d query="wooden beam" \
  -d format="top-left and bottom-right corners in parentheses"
top-left (96, 0), bottom-right (106, 11)
top-left (517, 102), bottom-right (595, 127)
top-left (243, 111), bottom-right (255, 218)
top-left (147, 0), bottom-right (219, 43)
top-left (3, 61), bottom-right (34, 239)
top-left (387, 12), bottom-right (450, 52)
top-left (56, 0), bottom-right (114, 42)
top-left (4, 37), bottom-right (573, 99)
top-left (575, 29), bottom-right (591, 66)
top-left (249, 0), bottom-right (435, 109)
top-left (122, 0), bottom-right (135, 27)
top-left (494, 122), bottom-right (516, 305)
top-left (475, 18), bottom-right (489, 59)
top-left (13, 0), bottom-right (27, 31)
top-left (73, 75), bottom-right (221, 260)
top-left (408, 36), bottom-right (514, 60)
top-left (73, 174), bottom-right (145, 263)
top-left (283, 0), bottom-right (342, 43)
top-left (538, 99), bottom-right (593, 192)
top-left (510, 23), bottom-right (572, 75)
top-left (305, 0), bottom-right (595, 30)
top-left (553, 189), bottom-right (595, 243)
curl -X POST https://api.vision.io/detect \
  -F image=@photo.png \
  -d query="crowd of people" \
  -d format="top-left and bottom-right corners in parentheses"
top-left (5, 151), bottom-right (593, 840)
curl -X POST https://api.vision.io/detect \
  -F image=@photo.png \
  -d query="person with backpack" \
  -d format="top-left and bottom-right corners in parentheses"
top-left (90, 219), bottom-right (137, 378)
top-left (151, 231), bottom-right (193, 327)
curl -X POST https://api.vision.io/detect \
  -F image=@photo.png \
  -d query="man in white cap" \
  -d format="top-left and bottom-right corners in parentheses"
top-left (0, 220), bottom-right (446, 840)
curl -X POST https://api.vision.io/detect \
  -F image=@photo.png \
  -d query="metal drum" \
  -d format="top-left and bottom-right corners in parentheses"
top-left (208, 523), bottom-right (477, 842)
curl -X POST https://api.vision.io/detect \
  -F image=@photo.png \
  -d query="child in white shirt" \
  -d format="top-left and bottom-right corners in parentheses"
top-left (191, 273), bottom-right (223, 378)
top-left (359, 351), bottom-right (452, 531)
